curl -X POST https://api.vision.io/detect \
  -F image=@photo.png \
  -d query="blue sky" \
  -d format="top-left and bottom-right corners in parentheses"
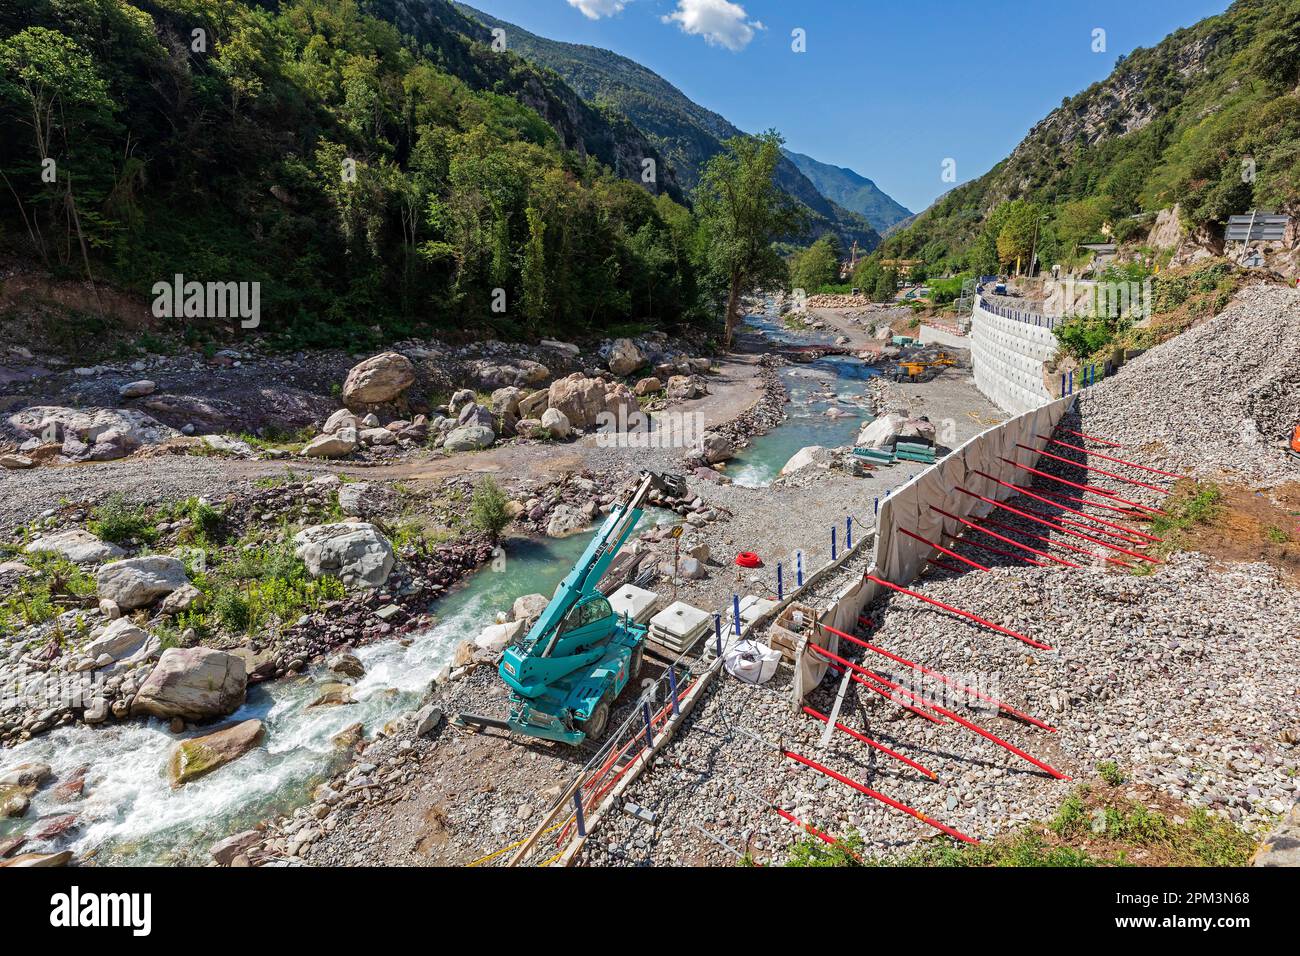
top-left (461, 0), bottom-right (1231, 213)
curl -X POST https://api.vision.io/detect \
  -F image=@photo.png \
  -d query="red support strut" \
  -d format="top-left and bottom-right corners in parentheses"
top-left (802, 706), bottom-right (938, 778)
top-left (1017, 444), bottom-right (1170, 495)
top-left (1040, 436), bottom-right (1184, 480)
top-left (864, 574), bottom-right (1052, 650)
top-left (899, 527), bottom-right (990, 572)
top-left (783, 750), bottom-right (980, 844)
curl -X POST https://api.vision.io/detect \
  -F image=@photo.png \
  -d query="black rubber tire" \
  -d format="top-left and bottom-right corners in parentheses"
top-left (629, 645), bottom-right (644, 680)
top-left (580, 698), bottom-right (610, 742)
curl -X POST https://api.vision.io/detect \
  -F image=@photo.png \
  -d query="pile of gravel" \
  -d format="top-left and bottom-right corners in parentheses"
top-left (583, 553), bottom-right (1299, 865)
top-left (1076, 285), bottom-right (1300, 485)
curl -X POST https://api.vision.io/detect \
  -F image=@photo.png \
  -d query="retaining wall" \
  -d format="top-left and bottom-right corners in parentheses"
top-left (801, 394), bottom-right (1077, 693)
top-left (969, 296), bottom-right (1057, 415)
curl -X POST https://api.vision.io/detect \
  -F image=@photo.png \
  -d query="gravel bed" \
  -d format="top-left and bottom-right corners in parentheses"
top-left (1073, 285), bottom-right (1300, 486)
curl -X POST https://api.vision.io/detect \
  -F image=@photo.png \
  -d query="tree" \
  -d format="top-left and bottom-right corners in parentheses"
top-left (0, 26), bottom-right (115, 276)
top-left (790, 234), bottom-right (841, 293)
top-left (695, 130), bottom-right (806, 348)
top-left (871, 267), bottom-right (897, 303)
top-left (994, 200), bottom-right (1044, 272)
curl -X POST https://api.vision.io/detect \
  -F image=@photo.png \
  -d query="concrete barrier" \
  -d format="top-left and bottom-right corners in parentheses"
top-left (918, 323), bottom-right (970, 349)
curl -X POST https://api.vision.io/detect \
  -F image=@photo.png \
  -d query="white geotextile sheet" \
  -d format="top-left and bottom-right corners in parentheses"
top-left (797, 395), bottom-right (1075, 699)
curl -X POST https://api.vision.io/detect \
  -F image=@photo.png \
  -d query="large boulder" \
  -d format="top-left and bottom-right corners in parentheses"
top-left (607, 338), bottom-right (646, 377)
top-left (547, 375), bottom-right (641, 433)
top-left (490, 386), bottom-right (524, 418)
top-left (302, 427), bottom-right (358, 458)
top-left (634, 376), bottom-right (662, 396)
top-left (456, 403), bottom-right (495, 430)
top-left (342, 352), bottom-right (415, 406)
top-left (443, 424), bottom-right (496, 452)
top-left (510, 593), bottom-right (550, 627)
top-left (96, 556), bottom-right (189, 610)
top-left (322, 409), bottom-right (358, 434)
top-left (856, 413), bottom-right (907, 450)
top-left (540, 408), bottom-right (571, 439)
top-left (475, 619), bottom-right (525, 654)
top-left (692, 432), bottom-right (734, 465)
top-left (168, 719), bottom-right (264, 787)
top-left (293, 523), bottom-right (394, 589)
top-left (779, 445), bottom-right (832, 476)
top-left (899, 417), bottom-right (937, 445)
top-left (7, 406), bottom-right (178, 453)
top-left (546, 505), bottom-right (590, 538)
top-left (132, 648), bottom-right (247, 722)
top-left (24, 529), bottom-right (123, 564)
top-left (82, 618), bottom-right (161, 669)
top-left (517, 389), bottom-right (549, 419)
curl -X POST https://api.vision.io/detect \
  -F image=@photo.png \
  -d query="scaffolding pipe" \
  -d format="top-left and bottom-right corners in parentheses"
top-left (819, 656), bottom-right (948, 724)
top-left (972, 470), bottom-right (1163, 543)
top-left (1063, 428), bottom-right (1122, 447)
top-left (1016, 444), bottom-right (1170, 495)
top-left (812, 644), bottom-right (1070, 780)
top-left (956, 488), bottom-right (1158, 564)
top-left (783, 750), bottom-right (979, 844)
top-left (998, 458), bottom-right (1166, 515)
top-left (981, 517), bottom-right (1135, 569)
top-left (864, 574), bottom-right (1052, 650)
top-left (932, 504), bottom-right (1077, 567)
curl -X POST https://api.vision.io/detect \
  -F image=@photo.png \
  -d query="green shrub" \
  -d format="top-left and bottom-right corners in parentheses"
top-left (88, 494), bottom-right (157, 545)
top-left (470, 477), bottom-right (512, 539)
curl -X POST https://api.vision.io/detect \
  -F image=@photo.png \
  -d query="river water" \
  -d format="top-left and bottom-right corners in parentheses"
top-left (1, 532), bottom-right (613, 865)
top-left (727, 309), bottom-right (879, 487)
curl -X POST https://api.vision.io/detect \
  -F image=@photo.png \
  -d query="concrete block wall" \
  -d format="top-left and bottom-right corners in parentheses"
top-left (969, 298), bottom-right (1057, 415)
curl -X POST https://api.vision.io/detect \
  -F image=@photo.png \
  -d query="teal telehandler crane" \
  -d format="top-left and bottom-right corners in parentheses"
top-left (455, 470), bottom-right (685, 745)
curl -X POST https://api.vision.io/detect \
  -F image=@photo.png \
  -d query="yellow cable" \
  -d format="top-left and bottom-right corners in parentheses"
top-left (465, 817), bottom-right (571, 867)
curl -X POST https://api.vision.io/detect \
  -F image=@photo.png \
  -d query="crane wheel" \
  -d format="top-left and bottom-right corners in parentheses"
top-left (630, 646), bottom-right (644, 679)
top-left (580, 698), bottom-right (611, 742)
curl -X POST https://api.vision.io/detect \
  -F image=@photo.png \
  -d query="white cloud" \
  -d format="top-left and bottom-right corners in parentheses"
top-left (567, 0), bottom-right (629, 19)
top-left (661, 0), bottom-right (763, 52)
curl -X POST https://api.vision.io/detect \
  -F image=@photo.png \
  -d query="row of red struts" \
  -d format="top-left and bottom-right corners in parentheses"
top-left (779, 426), bottom-right (1176, 851)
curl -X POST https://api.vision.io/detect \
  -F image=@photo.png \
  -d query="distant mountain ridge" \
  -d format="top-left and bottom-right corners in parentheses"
top-left (782, 149), bottom-right (912, 233)
top-left (455, 2), bottom-right (900, 250)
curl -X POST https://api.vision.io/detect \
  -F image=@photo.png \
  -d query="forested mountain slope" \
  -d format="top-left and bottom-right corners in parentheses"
top-left (875, 0), bottom-right (1300, 275)
top-left (455, 2), bottom-right (885, 249)
top-left (0, 0), bottom-right (706, 347)
top-left (782, 148), bottom-right (912, 233)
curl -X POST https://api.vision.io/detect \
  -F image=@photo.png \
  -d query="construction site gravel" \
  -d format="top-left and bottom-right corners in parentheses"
top-left (1073, 285), bottom-right (1300, 485)
top-left (576, 286), bottom-right (1300, 866)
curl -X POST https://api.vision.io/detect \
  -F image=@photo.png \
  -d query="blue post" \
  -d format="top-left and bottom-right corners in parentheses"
top-left (831, 526), bottom-right (837, 561)
top-left (1068, 370), bottom-right (1074, 394)
top-left (667, 666), bottom-right (679, 716)
top-left (732, 593), bottom-right (741, 636)
top-left (846, 516), bottom-right (853, 550)
top-left (1060, 373), bottom-right (1066, 396)
top-left (874, 497), bottom-right (879, 516)
top-left (776, 563), bottom-right (784, 600)
top-left (796, 551), bottom-right (804, 587)
top-left (573, 790), bottom-right (586, 837)
top-left (713, 613), bottom-right (722, 656)
top-left (641, 701), bottom-right (654, 752)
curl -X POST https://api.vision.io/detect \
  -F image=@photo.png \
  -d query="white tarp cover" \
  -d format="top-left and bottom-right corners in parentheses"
top-left (799, 395), bottom-right (1075, 699)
